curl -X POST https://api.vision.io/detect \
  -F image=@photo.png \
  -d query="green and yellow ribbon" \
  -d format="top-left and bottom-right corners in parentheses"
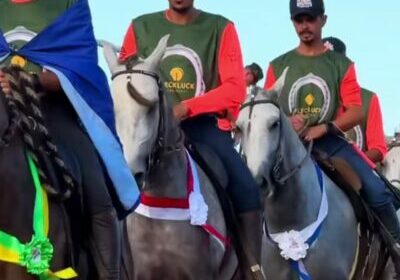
top-left (0, 153), bottom-right (77, 279)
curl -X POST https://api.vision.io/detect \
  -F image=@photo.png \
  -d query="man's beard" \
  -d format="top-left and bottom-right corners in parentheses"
top-left (170, 6), bottom-right (192, 14)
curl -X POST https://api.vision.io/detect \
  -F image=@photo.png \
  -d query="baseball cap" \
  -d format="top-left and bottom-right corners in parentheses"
top-left (322, 37), bottom-right (347, 55)
top-left (290, 0), bottom-right (325, 19)
top-left (245, 63), bottom-right (264, 83)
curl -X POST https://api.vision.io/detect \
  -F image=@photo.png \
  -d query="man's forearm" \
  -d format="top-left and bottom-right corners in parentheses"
top-left (333, 105), bottom-right (363, 132)
top-left (365, 149), bottom-right (384, 163)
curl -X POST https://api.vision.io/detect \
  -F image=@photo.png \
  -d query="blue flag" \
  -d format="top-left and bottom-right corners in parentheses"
top-left (0, 0), bottom-right (139, 212)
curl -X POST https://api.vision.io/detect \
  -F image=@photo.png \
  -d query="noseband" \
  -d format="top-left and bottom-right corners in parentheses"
top-left (240, 94), bottom-right (312, 186)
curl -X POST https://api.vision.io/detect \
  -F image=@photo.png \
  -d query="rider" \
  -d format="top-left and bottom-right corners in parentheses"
top-left (322, 36), bottom-right (388, 164)
top-left (119, 0), bottom-right (263, 277)
top-left (264, 0), bottom-right (400, 276)
top-left (0, 1), bottom-right (140, 279)
top-left (245, 62), bottom-right (264, 96)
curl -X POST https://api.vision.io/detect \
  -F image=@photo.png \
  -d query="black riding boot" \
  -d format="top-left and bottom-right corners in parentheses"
top-left (238, 210), bottom-right (264, 280)
top-left (90, 209), bottom-right (121, 280)
top-left (374, 203), bottom-right (400, 279)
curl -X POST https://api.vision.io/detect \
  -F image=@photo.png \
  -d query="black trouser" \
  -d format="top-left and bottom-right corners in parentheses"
top-left (181, 115), bottom-right (261, 213)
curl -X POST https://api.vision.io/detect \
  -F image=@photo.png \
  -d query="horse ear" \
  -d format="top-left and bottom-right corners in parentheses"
top-left (98, 39), bottom-right (121, 75)
top-left (145, 34), bottom-right (170, 67)
top-left (270, 67), bottom-right (289, 96)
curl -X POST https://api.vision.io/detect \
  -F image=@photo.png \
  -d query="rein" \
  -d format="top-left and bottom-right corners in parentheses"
top-left (240, 95), bottom-right (312, 185)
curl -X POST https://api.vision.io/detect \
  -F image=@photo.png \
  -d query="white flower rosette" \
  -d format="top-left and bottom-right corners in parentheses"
top-left (189, 191), bottom-right (208, 226)
top-left (273, 230), bottom-right (309, 261)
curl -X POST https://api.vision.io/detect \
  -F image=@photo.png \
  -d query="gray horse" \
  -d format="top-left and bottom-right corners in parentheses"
top-left (100, 36), bottom-right (238, 280)
top-left (236, 71), bottom-right (367, 279)
top-left (382, 144), bottom-right (400, 188)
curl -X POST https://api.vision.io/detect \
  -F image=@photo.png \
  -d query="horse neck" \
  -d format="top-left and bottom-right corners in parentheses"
top-left (265, 115), bottom-right (322, 233)
top-left (145, 94), bottom-right (188, 199)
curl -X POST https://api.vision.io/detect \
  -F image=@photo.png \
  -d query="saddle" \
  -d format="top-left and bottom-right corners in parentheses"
top-left (313, 150), bottom-right (389, 280)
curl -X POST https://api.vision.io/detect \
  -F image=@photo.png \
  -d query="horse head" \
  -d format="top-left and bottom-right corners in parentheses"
top-left (236, 68), bottom-right (299, 196)
top-left (101, 35), bottom-right (170, 177)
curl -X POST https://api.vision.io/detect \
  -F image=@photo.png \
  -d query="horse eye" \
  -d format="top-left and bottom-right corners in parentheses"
top-left (270, 121), bottom-right (280, 129)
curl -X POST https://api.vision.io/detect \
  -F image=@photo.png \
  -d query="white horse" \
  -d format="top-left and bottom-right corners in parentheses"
top-left (236, 70), bottom-right (393, 279)
top-left (382, 143), bottom-right (400, 188)
top-left (100, 36), bottom-right (240, 280)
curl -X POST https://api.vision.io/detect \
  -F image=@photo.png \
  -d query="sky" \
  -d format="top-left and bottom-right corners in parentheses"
top-left (90, 0), bottom-right (400, 135)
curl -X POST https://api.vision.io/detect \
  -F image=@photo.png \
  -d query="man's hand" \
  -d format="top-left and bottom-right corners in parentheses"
top-left (0, 71), bottom-right (11, 94)
top-left (303, 124), bottom-right (328, 141)
top-left (289, 113), bottom-right (306, 133)
top-left (173, 102), bottom-right (189, 121)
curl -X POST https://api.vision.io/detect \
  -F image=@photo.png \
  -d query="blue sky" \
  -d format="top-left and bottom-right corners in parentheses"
top-left (90, 0), bottom-right (400, 135)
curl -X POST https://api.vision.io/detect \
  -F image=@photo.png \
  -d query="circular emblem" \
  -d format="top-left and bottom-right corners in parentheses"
top-left (345, 125), bottom-right (364, 150)
top-left (11, 55), bottom-right (27, 68)
top-left (21, 235), bottom-right (54, 276)
top-left (288, 73), bottom-right (332, 124)
top-left (163, 44), bottom-right (206, 96)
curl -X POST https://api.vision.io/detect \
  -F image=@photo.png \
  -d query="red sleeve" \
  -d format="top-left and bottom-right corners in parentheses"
top-left (339, 63), bottom-right (362, 108)
top-left (365, 94), bottom-right (388, 158)
top-left (119, 24), bottom-right (137, 62)
top-left (183, 22), bottom-right (246, 119)
top-left (263, 65), bottom-right (277, 90)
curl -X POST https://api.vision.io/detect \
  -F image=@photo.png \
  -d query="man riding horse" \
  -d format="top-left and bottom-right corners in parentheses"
top-left (264, 0), bottom-right (400, 277)
top-left (119, 0), bottom-right (263, 278)
top-left (0, 0), bottom-right (140, 279)
top-left (322, 36), bottom-right (388, 164)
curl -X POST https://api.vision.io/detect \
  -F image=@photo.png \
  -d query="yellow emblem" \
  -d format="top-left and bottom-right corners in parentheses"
top-left (170, 67), bottom-right (184, 82)
top-left (10, 55), bottom-right (27, 68)
top-left (305, 93), bottom-right (315, 106)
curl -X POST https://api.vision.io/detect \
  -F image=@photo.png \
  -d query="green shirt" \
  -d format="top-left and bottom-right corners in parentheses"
top-left (0, 0), bottom-right (76, 73)
top-left (270, 50), bottom-right (354, 126)
top-left (132, 11), bottom-right (229, 104)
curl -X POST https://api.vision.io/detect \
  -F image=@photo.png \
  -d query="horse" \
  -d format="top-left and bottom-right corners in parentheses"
top-left (0, 67), bottom-right (94, 279)
top-left (236, 70), bottom-right (394, 280)
top-left (101, 36), bottom-right (238, 279)
top-left (382, 143), bottom-right (400, 188)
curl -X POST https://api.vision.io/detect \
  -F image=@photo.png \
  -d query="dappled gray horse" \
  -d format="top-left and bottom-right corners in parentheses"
top-left (382, 143), bottom-right (400, 188)
top-left (101, 36), bottom-right (238, 279)
top-left (236, 71), bottom-right (362, 280)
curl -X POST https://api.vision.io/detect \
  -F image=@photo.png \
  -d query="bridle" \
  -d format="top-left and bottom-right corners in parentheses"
top-left (112, 64), bottom-right (183, 177)
top-left (239, 94), bottom-right (312, 186)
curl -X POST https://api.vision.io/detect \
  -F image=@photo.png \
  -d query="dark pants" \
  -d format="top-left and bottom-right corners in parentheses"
top-left (315, 134), bottom-right (395, 210)
top-left (42, 93), bottom-right (114, 215)
top-left (181, 115), bottom-right (261, 213)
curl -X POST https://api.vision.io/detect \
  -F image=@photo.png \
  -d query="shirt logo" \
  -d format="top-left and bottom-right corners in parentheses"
top-left (305, 93), bottom-right (315, 106)
top-left (297, 0), bottom-right (313, 8)
top-left (11, 55), bottom-right (27, 68)
top-left (170, 67), bottom-right (185, 82)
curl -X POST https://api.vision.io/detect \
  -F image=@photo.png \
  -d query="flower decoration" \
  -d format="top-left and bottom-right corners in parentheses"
top-left (20, 235), bottom-right (54, 275)
top-left (274, 230), bottom-right (309, 261)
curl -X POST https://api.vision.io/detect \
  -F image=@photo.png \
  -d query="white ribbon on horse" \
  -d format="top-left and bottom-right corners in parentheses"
top-left (269, 165), bottom-right (328, 280)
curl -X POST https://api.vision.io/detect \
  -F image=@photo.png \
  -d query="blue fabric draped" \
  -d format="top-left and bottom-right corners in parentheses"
top-left (0, 0), bottom-right (139, 212)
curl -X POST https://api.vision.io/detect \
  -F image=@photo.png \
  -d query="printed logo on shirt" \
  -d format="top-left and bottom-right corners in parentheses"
top-left (305, 93), bottom-right (315, 106)
top-left (297, 0), bottom-right (313, 8)
top-left (170, 67), bottom-right (185, 82)
top-left (288, 73), bottom-right (332, 123)
top-left (162, 44), bottom-right (206, 101)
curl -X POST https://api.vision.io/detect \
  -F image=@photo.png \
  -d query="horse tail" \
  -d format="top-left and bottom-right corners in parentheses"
top-left (2, 66), bottom-right (76, 200)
